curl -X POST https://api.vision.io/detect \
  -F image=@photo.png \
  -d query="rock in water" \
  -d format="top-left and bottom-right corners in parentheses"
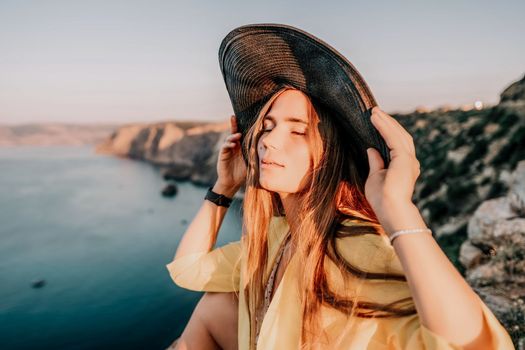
top-left (161, 184), bottom-right (178, 198)
top-left (31, 279), bottom-right (46, 289)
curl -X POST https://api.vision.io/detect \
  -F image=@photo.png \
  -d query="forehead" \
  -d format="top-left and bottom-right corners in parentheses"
top-left (264, 90), bottom-right (310, 124)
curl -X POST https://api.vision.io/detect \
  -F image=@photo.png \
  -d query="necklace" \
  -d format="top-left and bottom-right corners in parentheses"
top-left (255, 231), bottom-right (292, 344)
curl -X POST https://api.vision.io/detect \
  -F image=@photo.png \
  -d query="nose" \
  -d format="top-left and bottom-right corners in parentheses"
top-left (260, 129), bottom-right (280, 151)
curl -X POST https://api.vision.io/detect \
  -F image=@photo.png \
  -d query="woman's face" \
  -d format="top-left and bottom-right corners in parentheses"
top-left (257, 89), bottom-right (313, 194)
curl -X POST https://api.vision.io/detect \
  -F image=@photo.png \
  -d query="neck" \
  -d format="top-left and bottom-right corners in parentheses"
top-left (279, 192), bottom-right (302, 240)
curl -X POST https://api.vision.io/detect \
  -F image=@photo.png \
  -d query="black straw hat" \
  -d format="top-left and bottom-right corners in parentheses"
top-left (218, 23), bottom-right (391, 169)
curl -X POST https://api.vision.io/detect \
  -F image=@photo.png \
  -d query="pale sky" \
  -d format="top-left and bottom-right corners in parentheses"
top-left (0, 0), bottom-right (524, 125)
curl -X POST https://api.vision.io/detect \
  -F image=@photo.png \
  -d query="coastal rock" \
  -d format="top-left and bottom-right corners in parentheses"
top-left (31, 279), bottom-right (46, 289)
top-left (500, 74), bottom-right (525, 103)
top-left (162, 167), bottom-right (192, 182)
top-left (458, 240), bottom-right (483, 269)
top-left (509, 161), bottom-right (525, 216)
top-left (161, 184), bottom-right (178, 197)
top-left (96, 120), bottom-right (230, 187)
top-left (459, 160), bottom-right (525, 346)
top-left (446, 145), bottom-right (471, 164)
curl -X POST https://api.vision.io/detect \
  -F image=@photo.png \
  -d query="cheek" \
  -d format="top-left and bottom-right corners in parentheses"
top-left (288, 146), bottom-right (311, 174)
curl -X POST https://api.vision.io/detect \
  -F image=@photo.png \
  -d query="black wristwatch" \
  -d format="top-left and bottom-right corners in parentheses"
top-left (204, 186), bottom-right (233, 208)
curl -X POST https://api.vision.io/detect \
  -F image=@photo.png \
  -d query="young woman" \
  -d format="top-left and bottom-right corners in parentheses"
top-left (166, 24), bottom-right (514, 350)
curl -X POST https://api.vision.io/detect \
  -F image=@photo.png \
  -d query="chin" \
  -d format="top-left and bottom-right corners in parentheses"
top-left (259, 177), bottom-right (281, 192)
top-left (259, 178), bottom-right (295, 194)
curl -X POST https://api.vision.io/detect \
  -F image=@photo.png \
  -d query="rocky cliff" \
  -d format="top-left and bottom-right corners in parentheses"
top-left (95, 120), bottom-right (230, 187)
top-left (459, 160), bottom-right (525, 346)
top-left (399, 74), bottom-right (525, 347)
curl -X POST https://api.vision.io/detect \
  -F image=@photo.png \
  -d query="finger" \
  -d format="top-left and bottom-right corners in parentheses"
top-left (371, 108), bottom-right (414, 156)
top-left (376, 108), bottom-right (413, 150)
top-left (230, 115), bottom-right (238, 133)
top-left (373, 107), bottom-right (415, 155)
top-left (370, 109), bottom-right (406, 154)
top-left (225, 133), bottom-right (241, 142)
top-left (372, 107), bottom-right (407, 143)
top-left (222, 142), bottom-right (237, 149)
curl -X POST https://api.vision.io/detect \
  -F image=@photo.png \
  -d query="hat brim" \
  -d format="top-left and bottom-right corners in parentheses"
top-left (218, 23), bottom-right (391, 169)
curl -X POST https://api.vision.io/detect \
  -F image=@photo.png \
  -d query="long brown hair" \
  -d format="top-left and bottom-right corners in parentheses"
top-left (240, 85), bottom-right (417, 349)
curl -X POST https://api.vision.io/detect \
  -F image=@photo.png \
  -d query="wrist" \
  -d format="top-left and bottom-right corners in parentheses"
top-left (377, 201), bottom-right (426, 237)
top-left (212, 182), bottom-right (238, 198)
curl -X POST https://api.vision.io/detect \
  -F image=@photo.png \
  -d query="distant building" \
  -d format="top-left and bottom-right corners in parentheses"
top-left (415, 105), bottom-right (430, 113)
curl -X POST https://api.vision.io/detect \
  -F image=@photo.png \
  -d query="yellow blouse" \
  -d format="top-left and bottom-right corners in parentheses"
top-left (166, 216), bottom-right (515, 349)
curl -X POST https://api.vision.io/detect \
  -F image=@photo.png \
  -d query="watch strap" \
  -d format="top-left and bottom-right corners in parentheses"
top-left (204, 186), bottom-right (233, 207)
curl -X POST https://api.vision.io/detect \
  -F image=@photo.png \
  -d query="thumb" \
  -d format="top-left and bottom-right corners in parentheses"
top-left (366, 147), bottom-right (385, 175)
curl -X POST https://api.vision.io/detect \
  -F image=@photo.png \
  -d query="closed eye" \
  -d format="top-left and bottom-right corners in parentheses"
top-left (262, 128), bottom-right (306, 135)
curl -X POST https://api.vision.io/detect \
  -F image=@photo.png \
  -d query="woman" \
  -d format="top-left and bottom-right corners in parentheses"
top-left (167, 24), bottom-right (514, 350)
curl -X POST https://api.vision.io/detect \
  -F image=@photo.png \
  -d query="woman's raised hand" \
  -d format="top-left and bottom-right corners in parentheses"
top-left (215, 115), bottom-right (247, 194)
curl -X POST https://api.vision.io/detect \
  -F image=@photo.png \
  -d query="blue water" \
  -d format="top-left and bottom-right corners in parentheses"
top-left (0, 145), bottom-right (243, 350)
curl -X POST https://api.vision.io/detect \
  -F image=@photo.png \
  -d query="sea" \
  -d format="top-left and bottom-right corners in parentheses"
top-left (0, 145), bottom-right (243, 350)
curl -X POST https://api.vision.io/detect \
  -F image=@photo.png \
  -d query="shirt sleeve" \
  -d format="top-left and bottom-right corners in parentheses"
top-left (388, 295), bottom-right (516, 350)
top-left (165, 240), bottom-right (242, 292)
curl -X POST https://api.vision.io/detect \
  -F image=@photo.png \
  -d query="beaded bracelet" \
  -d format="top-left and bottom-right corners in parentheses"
top-left (389, 228), bottom-right (432, 245)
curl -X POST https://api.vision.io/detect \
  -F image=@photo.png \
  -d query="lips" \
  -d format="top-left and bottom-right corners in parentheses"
top-left (261, 157), bottom-right (284, 167)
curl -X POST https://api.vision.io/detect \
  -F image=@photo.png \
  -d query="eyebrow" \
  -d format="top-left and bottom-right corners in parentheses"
top-left (264, 115), bottom-right (308, 125)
